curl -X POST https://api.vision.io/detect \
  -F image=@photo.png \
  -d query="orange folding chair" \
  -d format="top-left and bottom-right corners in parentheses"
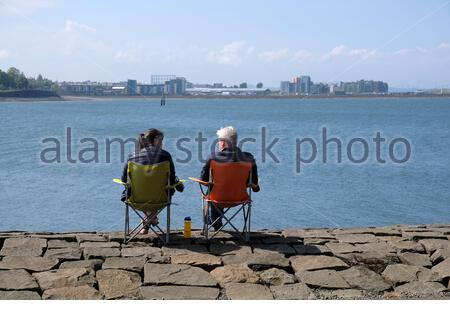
top-left (190, 160), bottom-right (253, 241)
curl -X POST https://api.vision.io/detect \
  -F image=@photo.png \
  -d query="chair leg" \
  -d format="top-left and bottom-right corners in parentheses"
top-left (166, 205), bottom-right (170, 244)
top-left (124, 204), bottom-right (129, 244)
top-left (203, 201), bottom-right (209, 240)
top-left (246, 204), bottom-right (252, 242)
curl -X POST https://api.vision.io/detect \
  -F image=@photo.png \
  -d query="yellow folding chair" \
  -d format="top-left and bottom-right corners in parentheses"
top-left (113, 161), bottom-right (181, 244)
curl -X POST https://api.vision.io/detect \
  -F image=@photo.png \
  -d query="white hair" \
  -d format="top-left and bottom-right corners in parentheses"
top-left (216, 126), bottom-right (238, 146)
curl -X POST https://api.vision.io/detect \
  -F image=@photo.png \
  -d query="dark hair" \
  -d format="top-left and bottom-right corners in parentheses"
top-left (139, 128), bottom-right (164, 148)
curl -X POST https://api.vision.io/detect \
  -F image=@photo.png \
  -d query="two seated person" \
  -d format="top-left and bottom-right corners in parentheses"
top-left (121, 126), bottom-right (260, 234)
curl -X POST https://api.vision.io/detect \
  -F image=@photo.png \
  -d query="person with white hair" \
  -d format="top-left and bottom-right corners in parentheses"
top-left (200, 126), bottom-right (260, 231)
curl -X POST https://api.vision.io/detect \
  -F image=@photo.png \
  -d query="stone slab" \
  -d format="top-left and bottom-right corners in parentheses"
top-left (102, 257), bottom-right (145, 273)
top-left (290, 255), bottom-right (348, 273)
top-left (0, 256), bottom-right (59, 272)
top-left (143, 263), bottom-right (217, 287)
top-left (258, 268), bottom-right (295, 286)
top-left (210, 263), bottom-right (260, 286)
top-left (297, 270), bottom-right (350, 289)
top-left (0, 269), bottom-right (39, 290)
top-left (0, 247), bottom-right (44, 257)
top-left (139, 285), bottom-right (220, 300)
top-left (83, 247), bottom-right (121, 259)
top-left (33, 267), bottom-right (95, 290)
top-left (47, 240), bottom-right (78, 249)
top-left (60, 259), bottom-right (103, 271)
top-left (224, 283), bottom-right (273, 300)
top-left (418, 239), bottom-right (450, 253)
top-left (0, 290), bottom-right (41, 300)
top-left (80, 241), bottom-right (120, 248)
top-left (339, 266), bottom-right (391, 292)
top-left (96, 269), bottom-right (141, 299)
top-left (395, 281), bottom-right (447, 295)
top-left (43, 285), bottom-right (102, 300)
top-left (170, 253), bottom-right (222, 268)
top-left (398, 252), bottom-right (432, 267)
top-left (336, 234), bottom-right (379, 244)
top-left (2, 237), bottom-right (47, 249)
top-left (293, 244), bottom-right (332, 255)
top-left (431, 258), bottom-right (450, 279)
top-left (270, 283), bottom-right (316, 300)
top-left (44, 248), bottom-right (82, 260)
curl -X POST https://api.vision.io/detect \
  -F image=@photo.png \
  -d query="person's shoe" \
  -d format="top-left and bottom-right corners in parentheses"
top-left (139, 228), bottom-right (149, 235)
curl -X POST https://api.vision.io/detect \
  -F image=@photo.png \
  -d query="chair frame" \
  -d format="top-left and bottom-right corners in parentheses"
top-left (114, 161), bottom-right (174, 244)
top-left (191, 161), bottom-right (253, 242)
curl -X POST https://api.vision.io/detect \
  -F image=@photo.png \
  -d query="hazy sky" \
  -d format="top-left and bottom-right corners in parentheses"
top-left (1, 0), bottom-right (450, 88)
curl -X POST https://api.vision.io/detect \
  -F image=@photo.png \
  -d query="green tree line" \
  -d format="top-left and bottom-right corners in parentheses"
top-left (0, 67), bottom-right (58, 91)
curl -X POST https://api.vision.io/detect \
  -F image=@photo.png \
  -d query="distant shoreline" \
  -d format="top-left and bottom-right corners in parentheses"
top-left (1, 94), bottom-right (450, 103)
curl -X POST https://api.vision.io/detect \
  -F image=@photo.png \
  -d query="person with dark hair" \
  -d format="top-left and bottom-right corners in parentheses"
top-left (121, 128), bottom-right (184, 234)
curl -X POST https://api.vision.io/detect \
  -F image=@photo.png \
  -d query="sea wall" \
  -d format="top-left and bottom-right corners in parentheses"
top-left (0, 224), bottom-right (449, 300)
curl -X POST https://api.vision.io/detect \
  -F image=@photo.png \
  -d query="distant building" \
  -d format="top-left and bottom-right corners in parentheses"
top-left (164, 77), bottom-right (186, 95)
top-left (300, 76), bottom-right (311, 94)
top-left (280, 81), bottom-right (290, 94)
top-left (151, 74), bottom-right (176, 85)
top-left (127, 79), bottom-right (137, 95)
top-left (213, 83), bottom-right (223, 88)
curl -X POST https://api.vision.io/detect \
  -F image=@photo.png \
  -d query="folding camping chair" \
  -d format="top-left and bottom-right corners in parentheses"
top-left (189, 160), bottom-right (253, 241)
top-left (113, 161), bottom-right (178, 244)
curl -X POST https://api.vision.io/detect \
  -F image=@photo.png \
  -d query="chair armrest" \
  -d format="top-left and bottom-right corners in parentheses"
top-left (166, 179), bottom-right (186, 189)
top-left (113, 178), bottom-right (128, 186)
top-left (188, 177), bottom-right (211, 186)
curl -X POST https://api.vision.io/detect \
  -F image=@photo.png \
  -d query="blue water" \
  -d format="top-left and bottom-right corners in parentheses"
top-left (0, 97), bottom-right (449, 232)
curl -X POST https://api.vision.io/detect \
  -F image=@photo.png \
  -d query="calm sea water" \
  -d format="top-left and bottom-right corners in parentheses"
top-left (0, 97), bottom-right (449, 232)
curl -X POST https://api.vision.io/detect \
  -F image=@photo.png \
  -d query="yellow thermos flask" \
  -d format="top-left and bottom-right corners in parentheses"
top-left (184, 216), bottom-right (192, 238)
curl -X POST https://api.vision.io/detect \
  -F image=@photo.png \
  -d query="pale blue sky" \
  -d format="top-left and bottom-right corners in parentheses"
top-left (1, 0), bottom-right (449, 88)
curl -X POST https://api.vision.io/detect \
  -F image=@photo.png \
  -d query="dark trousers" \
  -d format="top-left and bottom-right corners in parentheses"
top-left (209, 205), bottom-right (223, 231)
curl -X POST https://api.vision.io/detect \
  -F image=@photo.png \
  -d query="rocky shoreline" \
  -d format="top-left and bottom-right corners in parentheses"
top-left (0, 224), bottom-right (449, 300)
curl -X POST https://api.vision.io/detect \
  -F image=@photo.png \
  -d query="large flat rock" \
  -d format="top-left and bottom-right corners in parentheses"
top-left (402, 232), bottom-right (447, 240)
top-left (76, 234), bottom-right (107, 243)
top-left (170, 253), bottom-right (222, 268)
top-left (431, 258), bottom-right (450, 279)
top-left (0, 247), bottom-right (44, 257)
top-left (398, 252), bottom-right (432, 267)
top-left (33, 267), bottom-right (96, 290)
top-left (139, 285), bottom-right (220, 300)
top-left (161, 245), bottom-right (208, 257)
top-left (47, 240), bottom-right (78, 249)
top-left (394, 281), bottom-right (447, 295)
top-left (43, 285), bottom-right (102, 300)
top-left (143, 263), bottom-right (217, 287)
top-left (60, 259), bottom-right (103, 271)
top-left (381, 264), bottom-right (420, 285)
top-left (0, 290), bottom-right (41, 300)
top-left (317, 289), bottom-right (364, 299)
top-left (297, 270), bottom-right (350, 289)
top-left (224, 283), bottom-right (273, 300)
top-left (2, 237), bottom-right (47, 249)
top-left (83, 247), bottom-right (121, 259)
top-left (44, 248), bottom-right (82, 260)
top-left (388, 240), bottom-right (424, 253)
top-left (80, 241), bottom-right (120, 248)
top-left (290, 255), bottom-right (348, 273)
top-left (253, 244), bottom-right (296, 255)
top-left (294, 244), bottom-right (332, 255)
top-left (209, 242), bottom-right (252, 255)
top-left (96, 269), bottom-right (141, 299)
top-left (325, 242), bottom-right (359, 254)
top-left (335, 234), bottom-right (379, 244)
top-left (222, 252), bottom-right (290, 269)
top-left (0, 269), bottom-right (39, 290)
top-left (270, 283), bottom-right (316, 300)
top-left (210, 263), bottom-right (260, 286)
top-left (258, 268), bottom-right (295, 286)
top-left (339, 266), bottom-right (391, 292)
top-left (102, 257), bottom-right (146, 273)
top-left (430, 248), bottom-right (450, 264)
top-left (418, 239), bottom-right (450, 253)
top-left (0, 256), bottom-right (59, 272)
top-left (121, 246), bottom-right (162, 257)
